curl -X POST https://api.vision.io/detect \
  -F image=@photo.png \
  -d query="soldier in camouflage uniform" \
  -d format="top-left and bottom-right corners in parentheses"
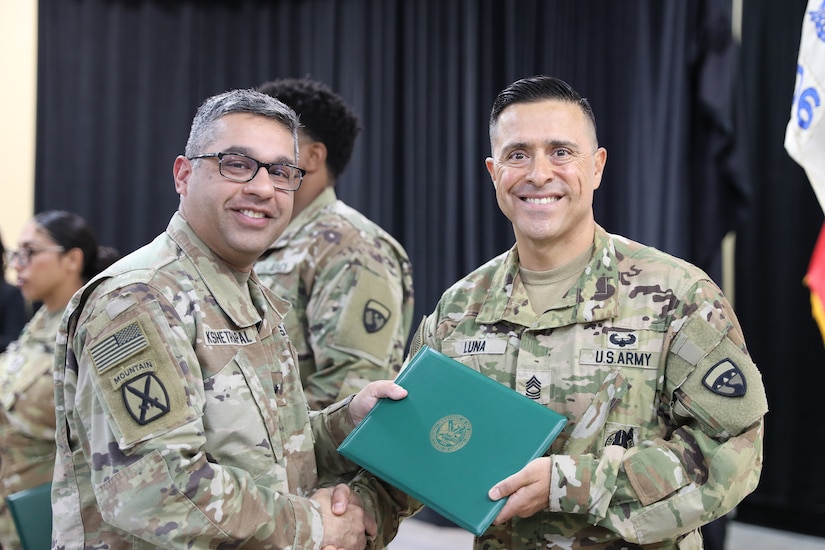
top-left (0, 211), bottom-right (117, 549)
top-left (407, 76), bottom-right (768, 549)
top-left (255, 77), bottom-right (414, 409)
top-left (51, 89), bottom-right (414, 549)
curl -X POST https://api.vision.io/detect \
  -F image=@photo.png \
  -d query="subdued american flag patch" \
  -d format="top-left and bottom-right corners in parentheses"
top-left (90, 321), bottom-right (148, 374)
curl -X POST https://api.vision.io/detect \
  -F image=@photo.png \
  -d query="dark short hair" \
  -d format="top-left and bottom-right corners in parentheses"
top-left (257, 77), bottom-right (361, 180)
top-left (33, 210), bottom-right (120, 282)
top-left (0, 231), bottom-right (7, 273)
top-left (489, 75), bottom-right (598, 142)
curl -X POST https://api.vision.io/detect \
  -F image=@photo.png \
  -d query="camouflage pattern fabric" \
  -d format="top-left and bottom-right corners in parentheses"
top-left (256, 188), bottom-right (414, 409)
top-left (0, 307), bottom-right (62, 549)
top-left (51, 213), bottom-right (413, 549)
top-left (409, 225), bottom-right (768, 550)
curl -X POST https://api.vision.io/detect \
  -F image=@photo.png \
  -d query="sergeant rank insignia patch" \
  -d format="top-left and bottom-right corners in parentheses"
top-left (122, 372), bottom-right (171, 425)
top-left (702, 359), bottom-right (747, 397)
top-left (525, 375), bottom-right (542, 400)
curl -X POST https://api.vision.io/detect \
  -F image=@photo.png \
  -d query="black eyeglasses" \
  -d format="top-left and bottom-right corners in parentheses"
top-left (188, 152), bottom-right (305, 191)
top-left (5, 245), bottom-right (65, 267)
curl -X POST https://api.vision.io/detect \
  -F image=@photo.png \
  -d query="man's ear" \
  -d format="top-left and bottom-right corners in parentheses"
top-left (300, 141), bottom-right (327, 174)
top-left (485, 157), bottom-right (497, 189)
top-left (173, 155), bottom-right (192, 195)
top-left (592, 147), bottom-right (607, 190)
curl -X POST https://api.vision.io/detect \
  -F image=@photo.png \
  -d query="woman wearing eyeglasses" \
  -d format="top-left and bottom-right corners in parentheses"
top-left (0, 210), bottom-right (119, 549)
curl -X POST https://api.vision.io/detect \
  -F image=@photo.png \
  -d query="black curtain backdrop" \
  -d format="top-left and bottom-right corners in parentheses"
top-left (735, 0), bottom-right (825, 536)
top-left (34, 0), bottom-right (825, 537)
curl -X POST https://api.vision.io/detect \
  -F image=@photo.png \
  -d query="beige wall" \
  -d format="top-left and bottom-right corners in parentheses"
top-left (0, 0), bottom-right (37, 280)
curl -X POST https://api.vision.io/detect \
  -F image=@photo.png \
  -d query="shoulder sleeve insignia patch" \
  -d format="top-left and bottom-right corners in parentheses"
top-left (85, 306), bottom-right (197, 446)
top-left (702, 359), bottom-right (747, 397)
top-left (334, 265), bottom-right (402, 362)
top-left (363, 299), bottom-right (391, 333)
top-left (89, 320), bottom-right (148, 374)
top-left (122, 371), bottom-right (170, 425)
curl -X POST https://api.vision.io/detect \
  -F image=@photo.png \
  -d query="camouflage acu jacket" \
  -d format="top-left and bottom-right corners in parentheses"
top-left (256, 187), bottom-right (414, 409)
top-left (0, 306), bottom-right (62, 549)
top-left (411, 225), bottom-right (768, 550)
top-left (51, 213), bottom-right (409, 549)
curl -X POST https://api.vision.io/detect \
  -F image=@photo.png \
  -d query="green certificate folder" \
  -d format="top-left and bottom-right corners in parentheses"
top-left (6, 482), bottom-right (52, 550)
top-left (337, 345), bottom-right (567, 536)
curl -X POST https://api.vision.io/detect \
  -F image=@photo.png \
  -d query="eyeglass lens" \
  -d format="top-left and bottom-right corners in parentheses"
top-left (6, 246), bottom-right (63, 266)
top-left (219, 153), bottom-right (301, 189)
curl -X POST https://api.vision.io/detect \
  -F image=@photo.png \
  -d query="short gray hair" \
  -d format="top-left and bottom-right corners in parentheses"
top-left (184, 88), bottom-right (301, 160)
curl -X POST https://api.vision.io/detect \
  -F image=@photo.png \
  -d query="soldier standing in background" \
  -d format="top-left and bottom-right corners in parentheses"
top-left (0, 211), bottom-right (118, 549)
top-left (255, 77), bottom-right (414, 410)
top-left (406, 75), bottom-right (768, 549)
top-left (51, 88), bottom-right (414, 549)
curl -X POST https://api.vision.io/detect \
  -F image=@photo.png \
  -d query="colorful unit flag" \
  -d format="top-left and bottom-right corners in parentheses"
top-left (786, 1), bottom-right (825, 342)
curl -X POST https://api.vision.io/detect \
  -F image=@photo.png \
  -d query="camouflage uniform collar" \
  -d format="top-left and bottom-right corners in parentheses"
top-left (476, 225), bottom-right (619, 327)
top-left (16, 303), bottom-right (64, 346)
top-left (166, 213), bottom-right (288, 328)
top-left (270, 186), bottom-right (338, 249)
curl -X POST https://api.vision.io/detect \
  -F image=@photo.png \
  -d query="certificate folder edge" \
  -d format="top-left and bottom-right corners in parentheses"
top-left (337, 345), bottom-right (567, 536)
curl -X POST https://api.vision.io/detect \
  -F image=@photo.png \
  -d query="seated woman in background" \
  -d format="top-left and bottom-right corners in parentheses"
top-left (0, 211), bottom-right (119, 549)
top-left (0, 232), bottom-right (30, 353)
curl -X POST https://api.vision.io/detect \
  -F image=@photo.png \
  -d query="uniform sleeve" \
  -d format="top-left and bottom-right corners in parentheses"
top-left (310, 396), bottom-right (422, 549)
top-left (349, 471), bottom-right (422, 548)
top-left (66, 285), bottom-right (326, 549)
top-left (545, 283), bottom-right (768, 545)
top-left (303, 237), bottom-right (413, 409)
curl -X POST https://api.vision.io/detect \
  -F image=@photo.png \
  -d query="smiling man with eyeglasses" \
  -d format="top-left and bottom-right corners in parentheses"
top-left (50, 88), bottom-right (415, 550)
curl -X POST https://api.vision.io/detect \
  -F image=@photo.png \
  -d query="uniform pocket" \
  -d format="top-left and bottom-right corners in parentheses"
top-left (203, 351), bottom-right (282, 475)
top-left (440, 336), bottom-right (512, 385)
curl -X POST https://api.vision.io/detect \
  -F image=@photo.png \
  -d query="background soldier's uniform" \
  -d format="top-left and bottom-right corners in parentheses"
top-left (256, 187), bottom-right (414, 409)
top-left (52, 213), bottom-right (414, 549)
top-left (0, 307), bottom-right (61, 549)
top-left (410, 225), bottom-right (768, 550)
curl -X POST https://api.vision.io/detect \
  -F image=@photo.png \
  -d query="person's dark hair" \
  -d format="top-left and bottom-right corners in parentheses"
top-left (0, 231), bottom-right (7, 273)
top-left (257, 77), bottom-right (362, 180)
top-left (489, 75), bottom-right (598, 142)
top-left (33, 210), bottom-right (120, 283)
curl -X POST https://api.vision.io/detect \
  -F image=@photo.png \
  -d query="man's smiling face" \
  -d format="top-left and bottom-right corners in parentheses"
top-left (485, 99), bottom-right (606, 269)
top-left (174, 113), bottom-right (296, 271)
